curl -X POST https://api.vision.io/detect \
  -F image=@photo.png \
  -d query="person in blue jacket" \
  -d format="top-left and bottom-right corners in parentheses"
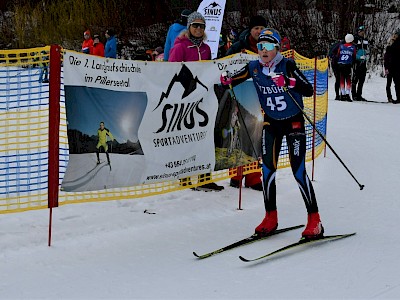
top-left (220, 28), bottom-right (324, 240)
top-left (105, 28), bottom-right (117, 58)
top-left (163, 9), bottom-right (192, 61)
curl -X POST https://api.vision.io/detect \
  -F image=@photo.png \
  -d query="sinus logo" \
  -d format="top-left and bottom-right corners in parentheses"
top-left (154, 65), bottom-right (209, 134)
top-left (293, 139), bottom-right (300, 156)
top-left (203, 2), bottom-right (222, 16)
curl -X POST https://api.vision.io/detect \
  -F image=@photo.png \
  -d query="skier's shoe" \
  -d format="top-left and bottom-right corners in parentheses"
top-left (335, 95), bottom-right (341, 100)
top-left (302, 212), bottom-right (324, 239)
top-left (195, 182), bottom-right (224, 192)
top-left (255, 210), bottom-right (278, 236)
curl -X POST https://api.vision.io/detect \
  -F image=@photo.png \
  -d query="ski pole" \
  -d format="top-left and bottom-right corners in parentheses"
top-left (283, 86), bottom-right (364, 190)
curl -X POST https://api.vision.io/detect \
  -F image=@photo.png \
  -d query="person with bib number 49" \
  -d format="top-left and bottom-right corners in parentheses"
top-left (220, 28), bottom-right (324, 239)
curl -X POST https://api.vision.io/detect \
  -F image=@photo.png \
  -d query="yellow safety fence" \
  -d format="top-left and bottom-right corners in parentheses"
top-left (0, 47), bottom-right (328, 214)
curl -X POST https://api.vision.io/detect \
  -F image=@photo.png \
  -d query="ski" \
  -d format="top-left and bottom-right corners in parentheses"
top-left (239, 232), bottom-right (356, 262)
top-left (193, 224), bottom-right (304, 259)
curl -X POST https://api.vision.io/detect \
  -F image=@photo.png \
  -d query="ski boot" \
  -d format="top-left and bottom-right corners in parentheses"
top-left (255, 210), bottom-right (278, 236)
top-left (302, 212), bottom-right (324, 239)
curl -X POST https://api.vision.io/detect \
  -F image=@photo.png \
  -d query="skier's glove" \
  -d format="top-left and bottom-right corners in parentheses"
top-left (269, 72), bottom-right (296, 88)
top-left (220, 71), bottom-right (233, 86)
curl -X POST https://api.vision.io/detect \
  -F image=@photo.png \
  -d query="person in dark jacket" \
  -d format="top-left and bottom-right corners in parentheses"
top-left (226, 15), bottom-right (267, 55)
top-left (105, 28), bottom-right (117, 59)
top-left (220, 28), bottom-right (323, 239)
top-left (224, 15), bottom-right (267, 190)
top-left (384, 29), bottom-right (400, 103)
top-left (163, 9), bottom-right (192, 61)
top-left (352, 25), bottom-right (370, 101)
top-left (328, 39), bottom-right (342, 100)
top-left (383, 30), bottom-right (400, 103)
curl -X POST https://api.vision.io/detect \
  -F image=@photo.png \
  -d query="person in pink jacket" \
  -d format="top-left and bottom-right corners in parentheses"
top-left (168, 11), bottom-right (211, 62)
top-left (168, 12), bottom-right (223, 192)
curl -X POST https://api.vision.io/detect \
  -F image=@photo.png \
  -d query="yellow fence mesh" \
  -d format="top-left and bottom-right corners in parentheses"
top-left (0, 47), bottom-right (328, 214)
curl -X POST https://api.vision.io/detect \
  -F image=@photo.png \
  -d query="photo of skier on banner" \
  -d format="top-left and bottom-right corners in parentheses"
top-left (96, 121), bottom-right (114, 168)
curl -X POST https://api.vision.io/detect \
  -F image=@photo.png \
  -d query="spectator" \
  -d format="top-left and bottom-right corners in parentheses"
top-left (383, 32), bottom-right (398, 103)
top-left (82, 30), bottom-right (93, 54)
top-left (220, 28), bottom-right (324, 239)
top-left (224, 15), bottom-right (267, 191)
top-left (384, 29), bottom-right (400, 104)
top-left (328, 39), bottom-right (342, 100)
top-left (38, 50), bottom-right (49, 83)
top-left (281, 36), bottom-right (291, 52)
top-left (352, 25), bottom-right (370, 101)
top-left (152, 46), bottom-right (164, 61)
top-left (337, 34), bottom-right (356, 101)
top-left (226, 15), bottom-right (267, 55)
top-left (217, 33), bottom-right (227, 58)
top-left (226, 29), bottom-right (237, 49)
top-left (164, 9), bottom-right (192, 61)
top-left (92, 34), bottom-right (105, 57)
top-left (105, 28), bottom-right (117, 59)
top-left (168, 11), bottom-right (223, 192)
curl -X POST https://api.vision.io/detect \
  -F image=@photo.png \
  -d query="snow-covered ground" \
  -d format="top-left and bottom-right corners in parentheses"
top-left (1, 73), bottom-right (399, 299)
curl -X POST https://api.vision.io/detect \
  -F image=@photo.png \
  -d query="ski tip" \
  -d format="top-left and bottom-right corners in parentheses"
top-left (193, 252), bottom-right (200, 258)
top-left (238, 255), bottom-right (251, 262)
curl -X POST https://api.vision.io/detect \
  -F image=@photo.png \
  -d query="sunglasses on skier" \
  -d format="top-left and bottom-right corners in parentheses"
top-left (257, 42), bottom-right (277, 51)
top-left (190, 23), bottom-right (206, 29)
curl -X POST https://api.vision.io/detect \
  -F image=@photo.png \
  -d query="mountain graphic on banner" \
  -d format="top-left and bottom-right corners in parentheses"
top-left (206, 2), bottom-right (221, 8)
top-left (154, 64), bottom-right (208, 111)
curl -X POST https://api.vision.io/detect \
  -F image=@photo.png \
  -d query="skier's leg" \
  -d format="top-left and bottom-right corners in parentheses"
top-left (286, 121), bottom-right (318, 213)
top-left (106, 151), bottom-right (110, 164)
top-left (96, 143), bottom-right (101, 164)
top-left (357, 63), bottom-right (367, 98)
top-left (255, 120), bottom-right (283, 235)
top-left (286, 116), bottom-right (323, 238)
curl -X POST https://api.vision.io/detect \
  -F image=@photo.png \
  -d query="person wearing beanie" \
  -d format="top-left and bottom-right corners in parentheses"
top-left (163, 8), bottom-right (192, 61)
top-left (82, 29), bottom-right (93, 54)
top-left (336, 34), bottom-right (356, 101)
top-left (220, 28), bottom-right (324, 239)
top-left (152, 46), bottom-right (164, 61)
top-left (226, 15), bottom-right (267, 55)
top-left (92, 34), bottom-right (105, 57)
top-left (168, 12), bottom-right (224, 192)
top-left (224, 15), bottom-right (267, 191)
top-left (168, 11), bottom-right (210, 62)
top-left (105, 28), bottom-right (117, 58)
top-left (352, 25), bottom-right (370, 101)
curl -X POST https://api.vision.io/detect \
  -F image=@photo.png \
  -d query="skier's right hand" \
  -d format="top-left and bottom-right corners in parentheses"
top-left (220, 71), bottom-right (232, 86)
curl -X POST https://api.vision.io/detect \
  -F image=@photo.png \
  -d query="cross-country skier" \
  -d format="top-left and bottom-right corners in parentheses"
top-left (220, 28), bottom-right (324, 239)
top-left (96, 121), bottom-right (114, 166)
top-left (337, 34), bottom-right (356, 101)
